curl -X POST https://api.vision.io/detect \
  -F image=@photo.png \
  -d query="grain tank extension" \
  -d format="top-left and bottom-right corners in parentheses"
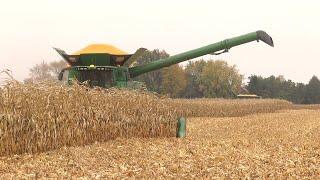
top-left (55, 30), bottom-right (274, 88)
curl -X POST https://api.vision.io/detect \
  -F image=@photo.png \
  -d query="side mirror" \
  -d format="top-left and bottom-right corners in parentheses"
top-left (58, 70), bottom-right (64, 81)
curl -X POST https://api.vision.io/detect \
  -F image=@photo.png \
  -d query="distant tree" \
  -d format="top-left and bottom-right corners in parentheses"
top-left (247, 75), bottom-right (294, 99)
top-left (247, 75), bottom-right (320, 104)
top-left (161, 64), bottom-right (187, 98)
top-left (280, 79), bottom-right (296, 101)
top-left (198, 60), bottom-right (242, 98)
top-left (133, 49), bottom-right (169, 93)
top-left (183, 60), bottom-right (206, 98)
top-left (49, 60), bottom-right (67, 77)
top-left (24, 60), bottom-right (66, 83)
top-left (247, 75), bottom-right (262, 95)
top-left (292, 83), bottom-right (306, 104)
top-left (305, 76), bottom-right (320, 104)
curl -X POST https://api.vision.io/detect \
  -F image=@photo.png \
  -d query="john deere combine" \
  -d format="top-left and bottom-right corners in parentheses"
top-left (55, 30), bottom-right (274, 88)
top-left (54, 30), bottom-right (274, 137)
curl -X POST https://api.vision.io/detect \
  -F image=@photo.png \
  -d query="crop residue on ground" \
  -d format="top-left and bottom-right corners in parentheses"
top-left (0, 109), bottom-right (319, 178)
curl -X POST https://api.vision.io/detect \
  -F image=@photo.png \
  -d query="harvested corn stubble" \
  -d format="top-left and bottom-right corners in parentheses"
top-left (0, 81), bottom-right (178, 156)
top-left (1, 109), bottom-right (319, 179)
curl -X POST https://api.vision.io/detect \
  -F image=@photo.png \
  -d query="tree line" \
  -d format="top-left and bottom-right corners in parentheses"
top-left (247, 75), bottom-right (320, 104)
top-left (137, 50), bottom-right (320, 103)
top-left (133, 49), bottom-right (242, 98)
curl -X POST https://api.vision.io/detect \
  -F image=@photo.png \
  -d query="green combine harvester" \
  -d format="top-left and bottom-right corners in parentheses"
top-left (54, 30), bottom-right (273, 138)
top-left (55, 30), bottom-right (273, 88)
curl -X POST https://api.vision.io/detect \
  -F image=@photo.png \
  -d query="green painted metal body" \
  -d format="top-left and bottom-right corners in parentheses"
top-left (66, 66), bottom-right (129, 88)
top-left (57, 30), bottom-right (273, 88)
top-left (129, 31), bottom-right (273, 77)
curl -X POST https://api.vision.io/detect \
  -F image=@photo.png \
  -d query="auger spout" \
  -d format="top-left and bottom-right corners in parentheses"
top-left (129, 30), bottom-right (273, 78)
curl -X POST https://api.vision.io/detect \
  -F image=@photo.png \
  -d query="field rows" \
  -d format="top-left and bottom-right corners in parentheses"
top-left (171, 98), bottom-right (291, 117)
top-left (0, 109), bottom-right (319, 178)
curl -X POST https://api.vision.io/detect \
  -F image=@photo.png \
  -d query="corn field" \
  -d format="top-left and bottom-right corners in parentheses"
top-left (0, 81), bottom-right (292, 156)
top-left (172, 98), bottom-right (291, 117)
top-left (0, 81), bottom-right (177, 156)
top-left (1, 109), bottom-right (319, 178)
top-left (0, 81), bottom-right (319, 178)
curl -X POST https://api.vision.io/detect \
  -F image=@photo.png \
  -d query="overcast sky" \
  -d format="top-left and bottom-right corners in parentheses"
top-left (0, 0), bottom-right (319, 83)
